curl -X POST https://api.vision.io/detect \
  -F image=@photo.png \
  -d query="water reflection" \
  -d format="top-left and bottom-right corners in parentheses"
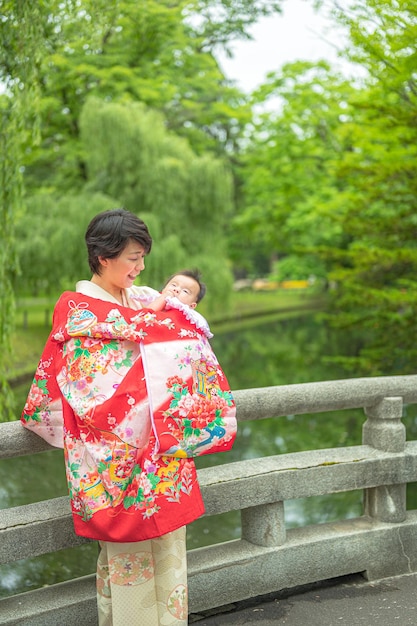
top-left (0, 545), bottom-right (98, 598)
top-left (3, 313), bottom-right (417, 598)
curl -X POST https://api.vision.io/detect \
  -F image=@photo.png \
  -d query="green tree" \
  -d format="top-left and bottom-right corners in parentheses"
top-left (231, 60), bottom-right (357, 277)
top-left (318, 0), bottom-right (417, 375)
top-left (20, 0), bottom-right (283, 192)
top-left (14, 192), bottom-right (116, 296)
top-left (0, 1), bottom-right (46, 418)
top-left (234, 0), bottom-right (417, 375)
top-left (79, 98), bottom-right (235, 308)
top-left (0, 0), bottom-right (110, 418)
top-left (16, 99), bottom-right (235, 310)
top-left (1, 0), bottom-right (284, 420)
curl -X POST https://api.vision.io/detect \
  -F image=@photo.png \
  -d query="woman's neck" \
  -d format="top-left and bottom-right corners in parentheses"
top-left (90, 276), bottom-right (124, 304)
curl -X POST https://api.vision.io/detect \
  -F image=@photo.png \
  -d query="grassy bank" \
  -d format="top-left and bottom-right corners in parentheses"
top-left (206, 289), bottom-right (324, 333)
top-left (204, 289), bottom-right (322, 322)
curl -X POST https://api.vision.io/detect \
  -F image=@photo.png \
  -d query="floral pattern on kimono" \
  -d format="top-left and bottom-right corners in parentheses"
top-left (21, 291), bottom-right (237, 542)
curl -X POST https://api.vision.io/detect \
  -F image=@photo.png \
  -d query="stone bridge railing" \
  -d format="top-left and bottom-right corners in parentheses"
top-left (2, 375), bottom-right (417, 625)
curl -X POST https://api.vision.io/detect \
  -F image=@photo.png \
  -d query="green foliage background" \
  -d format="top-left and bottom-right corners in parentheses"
top-left (2, 0), bottom-right (417, 417)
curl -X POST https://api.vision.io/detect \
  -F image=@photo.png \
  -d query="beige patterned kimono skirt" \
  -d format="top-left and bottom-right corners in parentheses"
top-left (96, 527), bottom-right (188, 625)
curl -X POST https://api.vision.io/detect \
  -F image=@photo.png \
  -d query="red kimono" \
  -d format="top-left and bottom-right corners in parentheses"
top-left (21, 289), bottom-right (236, 542)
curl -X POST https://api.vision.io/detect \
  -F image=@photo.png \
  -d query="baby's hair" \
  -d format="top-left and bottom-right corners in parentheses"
top-left (163, 269), bottom-right (206, 303)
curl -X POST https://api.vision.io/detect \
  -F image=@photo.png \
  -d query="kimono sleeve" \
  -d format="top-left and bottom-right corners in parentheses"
top-left (141, 332), bottom-right (237, 458)
top-left (21, 335), bottom-right (64, 449)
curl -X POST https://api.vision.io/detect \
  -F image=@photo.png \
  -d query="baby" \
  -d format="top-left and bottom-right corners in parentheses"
top-left (135, 269), bottom-right (212, 338)
top-left (149, 270), bottom-right (205, 311)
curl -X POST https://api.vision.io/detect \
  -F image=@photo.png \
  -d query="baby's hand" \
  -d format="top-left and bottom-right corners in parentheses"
top-left (147, 294), bottom-right (167, 311)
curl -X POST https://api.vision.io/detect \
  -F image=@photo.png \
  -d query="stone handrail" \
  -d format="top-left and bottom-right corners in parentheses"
top-left (1, 375), bottom-right (417, 624)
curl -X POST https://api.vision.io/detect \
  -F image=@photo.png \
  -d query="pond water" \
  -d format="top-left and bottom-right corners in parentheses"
top-left (2, 313), bottom-right (417, 598)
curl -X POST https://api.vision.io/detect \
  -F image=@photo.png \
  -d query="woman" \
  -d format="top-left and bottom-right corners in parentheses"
top-left (22, 208), bottom-right (237, 626)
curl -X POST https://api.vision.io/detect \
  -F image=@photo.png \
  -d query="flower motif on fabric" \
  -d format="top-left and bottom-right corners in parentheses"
top-left (178, 328), bottom-right (200, 339)
top-left (121, 456), bottom-right (192, 515)
top-left (104, 309), bottom-right (147, 341)
top-left (167, 584), bottom-right (188, 620)
top-left (122, 464), bottom-right (160, 514)
top-left (65, 425), bottom-right (194, 521)
top-left (23, 358), bottom-right (52, 422)
top-left (59, 334), bottom-right (139, 416)
top-left (160, 367), bottom-right (234, 457)
top-left (130, 310), bottom-right (176, 331)
top-left (96, 559), bottom-right (111, 599)
top-left (109, 552), bottom-right (155, 586)
top-left (160, 317), bottom-right (175, 330)
top-left (22, 372), bottom-right (51, 423)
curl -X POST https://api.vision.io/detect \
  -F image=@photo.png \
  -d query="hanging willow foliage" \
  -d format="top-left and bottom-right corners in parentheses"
top-left (0, 1), bottom-right (107, 420)
top-left (0, 1), bottom-right (45, 419)
top-left (79, 97), bottom-right (234, 302)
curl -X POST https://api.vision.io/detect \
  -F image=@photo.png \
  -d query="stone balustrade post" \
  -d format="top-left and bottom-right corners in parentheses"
top-left (362, 397), bottom-right (406, 523)
top-left (241, 501), bottom-right (286, 547)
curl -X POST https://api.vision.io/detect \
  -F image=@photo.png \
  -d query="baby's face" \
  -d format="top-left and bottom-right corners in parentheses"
top-left (162, 275), bottom-right (199, 308)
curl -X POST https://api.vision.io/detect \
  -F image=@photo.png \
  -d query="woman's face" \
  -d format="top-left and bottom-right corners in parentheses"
top-left (97, 240), bottom-right (146, 295)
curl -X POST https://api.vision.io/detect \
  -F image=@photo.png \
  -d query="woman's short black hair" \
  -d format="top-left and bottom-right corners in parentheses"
top-left (85, 208), bottom-right (152, 275)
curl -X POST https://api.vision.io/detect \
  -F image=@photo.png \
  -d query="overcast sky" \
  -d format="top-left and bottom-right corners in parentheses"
top-left (217, 0), bottom-right (350, 93)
